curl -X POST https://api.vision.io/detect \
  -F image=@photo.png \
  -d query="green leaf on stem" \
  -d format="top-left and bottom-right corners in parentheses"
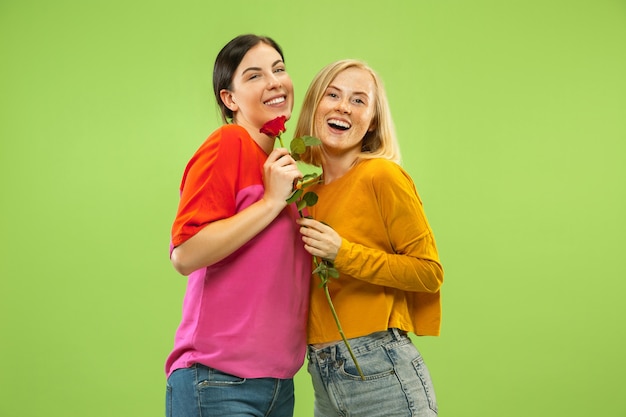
top-left (301, 135), bottom-right (321, 146)
top-left (290, 136), bottom-right (321, 160)
top-left (290, 137), bottom-right (306, 155)
top-left (302, 191), bottom-right (318, 207)
top-left (327, 266), bottom-right (340, 279)
top-left (286, 188), bottom-right (303, 204)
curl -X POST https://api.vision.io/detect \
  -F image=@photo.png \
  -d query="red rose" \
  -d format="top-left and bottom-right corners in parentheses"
top-left (260, 116), bottom-right (287, 138)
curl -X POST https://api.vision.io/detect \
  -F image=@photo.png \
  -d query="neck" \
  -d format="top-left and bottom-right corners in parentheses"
top-left (252, 134), bottom-right (275, 155)
top-left (234, 120), bottom-right (275, 154)
top-left (321, 151), bottom-right (359, 184)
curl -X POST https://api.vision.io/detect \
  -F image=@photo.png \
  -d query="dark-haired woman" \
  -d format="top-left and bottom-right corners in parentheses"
top-left (164, 34), bottom-right (310, 417)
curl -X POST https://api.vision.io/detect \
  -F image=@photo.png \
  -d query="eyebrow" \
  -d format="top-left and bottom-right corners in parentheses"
top-left (241, 59), bottom-right (284, 75)
top-left (327, 84), bottom-right (369, 96)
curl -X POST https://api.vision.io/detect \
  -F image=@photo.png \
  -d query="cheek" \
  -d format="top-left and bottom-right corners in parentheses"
top-left (284, 79), bottom-right (295, 100)
top-left (363, 112), bottom-right (377, 132)
top-left (313, 112), bottom-right (326, 134)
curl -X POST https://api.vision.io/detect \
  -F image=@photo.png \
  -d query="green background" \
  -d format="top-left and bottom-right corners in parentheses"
top-left (1, 0), bottom-right (625, 416)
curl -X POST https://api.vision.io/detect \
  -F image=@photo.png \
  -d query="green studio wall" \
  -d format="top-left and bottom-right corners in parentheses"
top-left (1, 0), bottom-right (625, 416)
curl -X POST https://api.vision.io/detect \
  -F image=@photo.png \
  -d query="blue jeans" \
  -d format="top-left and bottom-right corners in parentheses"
top-left (307, 329), bottom-right (438, 416)
top-left (165, 364), bottom-right (294, 417)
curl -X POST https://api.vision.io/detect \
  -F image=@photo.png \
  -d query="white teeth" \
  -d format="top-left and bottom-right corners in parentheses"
top-left (328, 119), bottom-right (350, 129)
top-left (265, 97), bottom-right (285, 105)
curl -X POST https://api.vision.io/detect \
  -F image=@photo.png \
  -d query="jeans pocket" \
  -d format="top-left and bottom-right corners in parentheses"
top-left (339, 348), bottom-right (395, 381)
top-left (197, 366), bottom-right (247, 387)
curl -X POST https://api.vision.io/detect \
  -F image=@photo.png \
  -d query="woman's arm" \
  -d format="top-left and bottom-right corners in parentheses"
top-left (296, 163), bottom-right (443, 293)
top-left (172, 148), bottom-right (301, 276)
top-left (297, 217), bottom-right (442, 293)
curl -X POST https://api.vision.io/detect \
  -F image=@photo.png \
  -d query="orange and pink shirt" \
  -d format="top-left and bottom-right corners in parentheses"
top-left (165, 124), bottom-right (310, 379)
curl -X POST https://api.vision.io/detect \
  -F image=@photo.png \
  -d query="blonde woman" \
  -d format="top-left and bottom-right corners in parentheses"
top-left (295, 60), bottom-right (443, 416)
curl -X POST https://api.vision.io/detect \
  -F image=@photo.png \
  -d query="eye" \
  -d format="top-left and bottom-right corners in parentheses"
top-left (273, 66), bottom-right (286, 73)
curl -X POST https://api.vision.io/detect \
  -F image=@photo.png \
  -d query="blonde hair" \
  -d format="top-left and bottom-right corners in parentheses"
top-left (294, 59), bottom-right (401, 167)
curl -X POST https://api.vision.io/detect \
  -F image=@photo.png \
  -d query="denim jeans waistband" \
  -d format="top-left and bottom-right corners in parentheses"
top-left (307, 328), bottom-right (408, 362)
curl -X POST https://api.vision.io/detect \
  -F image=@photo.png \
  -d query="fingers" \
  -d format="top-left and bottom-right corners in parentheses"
top-left (262, 149), bottom-right (303, 205)
top-left (296, 218), bottom-right (332, 234)
top-left (265, 149), bottom-right (302, 179)
top-left (296, 218), bottom-right (340, 261)
top-left (296, 217), bottom-right (321, 230)
top-left (266, 147), bottom-right (293, 165)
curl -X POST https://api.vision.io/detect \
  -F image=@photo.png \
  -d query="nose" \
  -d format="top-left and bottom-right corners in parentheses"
top-left (267, 73), bottom-right (282, 89)
top-left (336, 98), bottom-right (351, 114)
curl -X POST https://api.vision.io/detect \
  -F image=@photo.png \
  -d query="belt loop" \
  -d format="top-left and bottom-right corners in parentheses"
top-left (391, 328), bottom-right (403, 340)
top-left (329, 344), bottom-right (337, 362)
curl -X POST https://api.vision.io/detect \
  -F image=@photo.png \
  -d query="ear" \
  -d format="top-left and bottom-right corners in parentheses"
top-left (220, 89), bottom-right (238, 112)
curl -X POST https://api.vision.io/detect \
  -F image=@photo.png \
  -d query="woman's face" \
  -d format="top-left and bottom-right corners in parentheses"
top-left (314, 67), bottom-right (376, 158)
top-left (222, 42), bottom-right (294, 134)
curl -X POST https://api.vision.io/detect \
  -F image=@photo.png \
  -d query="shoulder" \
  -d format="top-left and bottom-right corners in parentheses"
top-left (358, 159), bottom-right (420, 201)
top-left (219, 123), bottom-right (250, 138)
top-left (358, 158), bottom-right (410, 182)
top-left (210, 124), bottom-right (251, 144)
top-left (192, 124), bottom-right (252, 155)
top-left (184, 125), bottom-right (251, 170)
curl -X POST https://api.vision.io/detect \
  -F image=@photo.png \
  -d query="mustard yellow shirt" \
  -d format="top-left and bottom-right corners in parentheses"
top-left (307, 158), bottom-right (443, 344)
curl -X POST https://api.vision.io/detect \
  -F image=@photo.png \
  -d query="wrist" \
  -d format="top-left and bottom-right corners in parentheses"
top-left (260, 195), bottom-right (286, 216)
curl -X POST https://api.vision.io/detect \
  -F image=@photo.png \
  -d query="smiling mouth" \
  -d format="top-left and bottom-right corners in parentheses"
top-left (264, 96), bottom-right (285, 106)
top-left (328, 118), bottom-right (351, 131)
